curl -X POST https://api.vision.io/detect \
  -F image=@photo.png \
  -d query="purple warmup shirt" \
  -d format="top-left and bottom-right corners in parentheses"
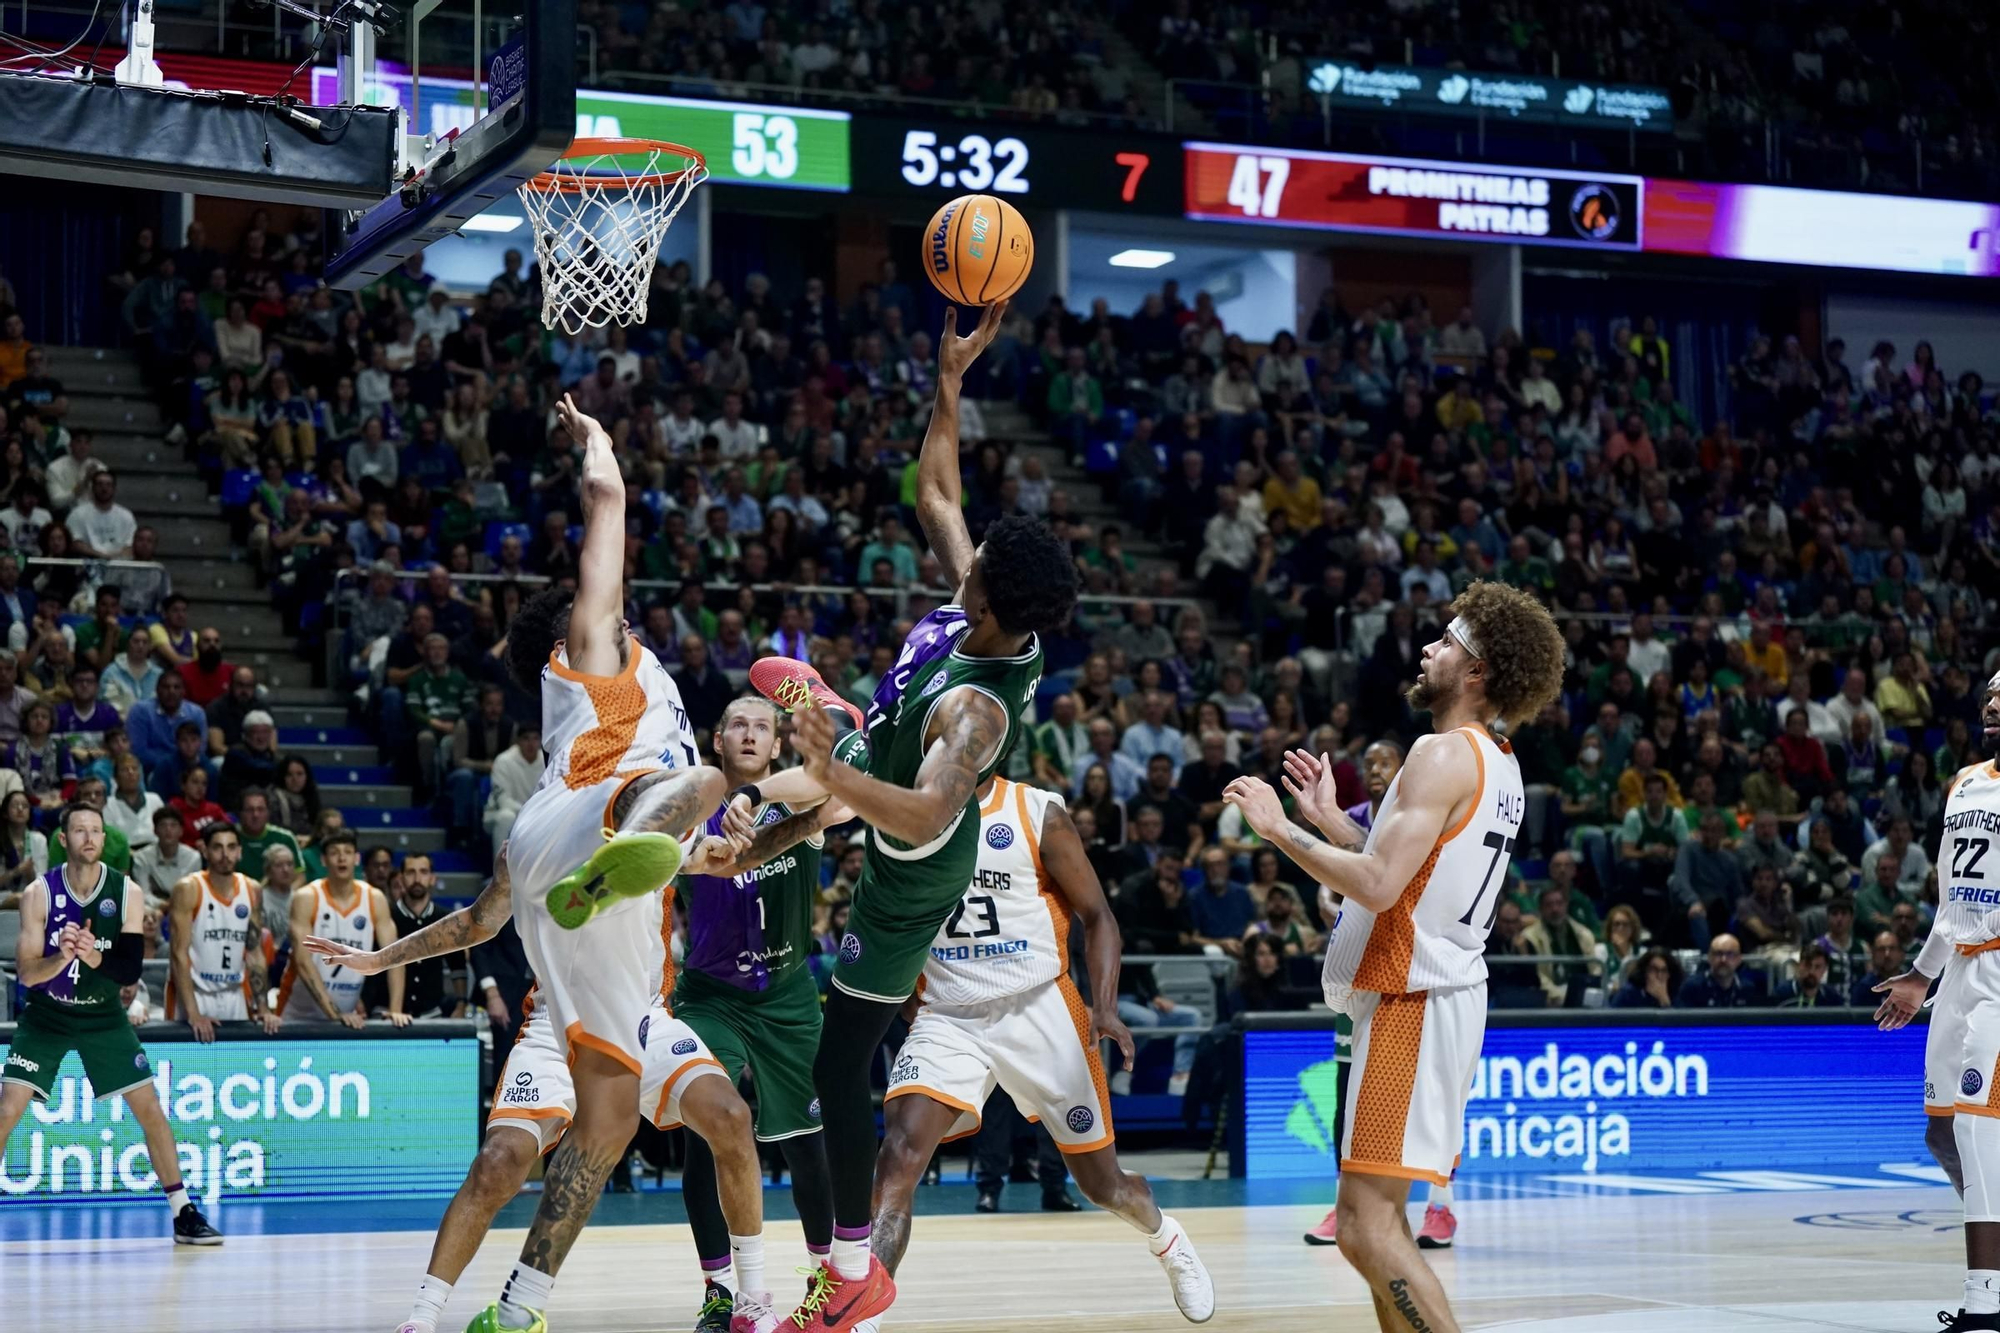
top-left (682, 805), bottom-right (775, 992)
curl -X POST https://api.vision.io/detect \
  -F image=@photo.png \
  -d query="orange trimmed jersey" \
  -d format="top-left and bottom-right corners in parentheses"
top-left (1321, 723), bottom-right (1524, 999)
top-left (539, 633), bottom-right (698, 793)
top-left (1941, 761), bottom-right (2000, 946)
top-left (279, 878), bottom-right (376, 1017)
top-left (921, 778), bottom-right (1069, 1006)
top-left (165, 871), bottom-right (260, 1018)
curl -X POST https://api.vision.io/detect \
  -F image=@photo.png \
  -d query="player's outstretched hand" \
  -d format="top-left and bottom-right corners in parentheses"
top-left (301, 935), bottom-right (387, 976)
top-left (793, 702), bottom-right (835, 781)
top-left (1224, 776), bottom-right (1286, 838)
top-left (1091, 1002), bottom-right (1136, 1070)
top-left (1283, 749), bottom-right (1358, 846)
top-left (1872, 970), bottom-right (1929, 1031)
top-left (938, 300), bottom-right (1008, 380)
top-left (554, 393), bottom-right (609, 448)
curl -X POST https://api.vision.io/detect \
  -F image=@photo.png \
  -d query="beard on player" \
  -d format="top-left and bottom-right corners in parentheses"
top-left (1983, 673), bottom-right (2000, 754)
top-left (1405, 654), bottom-right (1461, 716)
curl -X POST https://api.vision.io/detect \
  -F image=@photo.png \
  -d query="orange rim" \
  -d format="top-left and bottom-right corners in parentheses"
top-left (524, 137), bottom-right (707, 195)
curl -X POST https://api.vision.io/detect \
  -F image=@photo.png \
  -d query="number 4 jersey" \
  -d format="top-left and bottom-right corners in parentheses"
top-left (1321, 723), bottom-right (1523, 1011)
top-left (920, 778), bottom-right (1069, 1007)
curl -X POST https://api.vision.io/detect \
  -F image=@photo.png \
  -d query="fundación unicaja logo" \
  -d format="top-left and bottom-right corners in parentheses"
top-left (1307, 63), bottom-right (1343, 94)
top-left (1563, 86), bottom-right (1596, 115)
top-left (1437, 74), bottom-right (1471, 105)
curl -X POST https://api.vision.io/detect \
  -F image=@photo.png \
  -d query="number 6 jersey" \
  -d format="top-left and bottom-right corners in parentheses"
top-left (920, 778), bottom-right (1069, 1007)
top-left (1321, 723), bottom-right (1523, 1010)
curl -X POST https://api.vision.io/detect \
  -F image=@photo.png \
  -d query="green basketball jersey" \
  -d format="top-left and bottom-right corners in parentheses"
top-left (853, 606), bottom-right (1043, 921)
top-left (29, 864), bottom-right (132, 1014)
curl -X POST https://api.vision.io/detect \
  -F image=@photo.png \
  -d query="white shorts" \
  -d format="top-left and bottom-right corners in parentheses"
top-left (192, 988), bottom-right (249, 1022)
top-left (885, 978), bottom-right (1113, 1154)
top-left (1341, 983), bottom-right (1485, 1188)
top-left (508, 769), bottom-right (670, 1077)
top-left (488, 1002), bottom-right (727, 1152)
top-left (1928, 950), bottom-right (1975, 1114)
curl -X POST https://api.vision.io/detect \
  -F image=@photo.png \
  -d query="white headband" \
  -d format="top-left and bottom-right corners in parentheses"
top-left (1448, 615), bottom-right (1484, 660)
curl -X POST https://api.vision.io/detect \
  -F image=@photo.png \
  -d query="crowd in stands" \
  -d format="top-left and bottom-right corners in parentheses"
top-left (583, 0), bottom-right (1156, 127)
top-left (10, 190), bottom-right (2000, 1042)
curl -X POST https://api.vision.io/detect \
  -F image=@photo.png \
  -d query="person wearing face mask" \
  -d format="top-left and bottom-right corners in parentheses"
top-left (1560, 730), bottom-right (1617, 896)
top-left (176, 628), bottom-right (235, 708)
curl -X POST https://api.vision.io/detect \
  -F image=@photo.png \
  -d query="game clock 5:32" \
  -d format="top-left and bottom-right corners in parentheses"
top-left (851, 116), bottom-right (1182, 216)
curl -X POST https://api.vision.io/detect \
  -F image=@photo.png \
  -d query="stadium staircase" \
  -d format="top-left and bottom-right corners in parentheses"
top-left (43, 345), bottom-right (484, 900)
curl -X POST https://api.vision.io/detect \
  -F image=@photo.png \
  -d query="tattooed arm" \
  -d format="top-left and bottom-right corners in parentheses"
top-left (796, 686), bottom-right (1003, 848)
top-left (1225, 732), bottom-right (1476, 915)
top-left (704, 800), bottom-right (852, 879)
top-left (302, 858), bottom-right (514, 975)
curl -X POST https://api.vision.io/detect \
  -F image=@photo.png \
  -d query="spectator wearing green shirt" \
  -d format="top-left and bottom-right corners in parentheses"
top-left (1617, 772), bottom-right (1689, 940)
top-left (71, 584), bottom-right (125, 673)
top-left (1559, 734), bottom-right (1617, 895)
top-left (1498, 534), bottom-right (1554, 599)
top-left (1046, 347), bottom-right (1103, 457)
top-left (233, 787), bottom-right (302, 881)
top-left (1029, 692), bottom-right (1088, 794)
top-left (407, 632), bottom-right (473, 796)
top-left (855, 513), bottom-right (920, 586)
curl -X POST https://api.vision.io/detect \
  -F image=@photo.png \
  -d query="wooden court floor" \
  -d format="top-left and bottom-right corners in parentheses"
top-left (0, 1182), bottom-right (1970, 1331)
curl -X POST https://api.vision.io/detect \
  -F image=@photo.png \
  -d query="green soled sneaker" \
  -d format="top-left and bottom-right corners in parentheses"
top-left (694, 1279), bottom-right (735, 1332)
top-left (544, 829), bottom-right (686, 930)
top-left (463, 1306), bottom-right (546, 1333)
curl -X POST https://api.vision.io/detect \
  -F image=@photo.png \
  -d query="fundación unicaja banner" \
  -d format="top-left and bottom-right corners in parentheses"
top-left (1300, 62), bottom-right (1675, 134)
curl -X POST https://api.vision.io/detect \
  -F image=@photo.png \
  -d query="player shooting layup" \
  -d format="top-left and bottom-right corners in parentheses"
top-left (432, 393), bottom-right (728, 1333)
top-left (861, 774), bottom-right (1213, 1330)
top-left (743, 302), bottom-right (1080, 1331)
top-left (1882, 671), bottom-right (2000, 1332)
top-left (1226, 582), bottom-right (1563, 1333)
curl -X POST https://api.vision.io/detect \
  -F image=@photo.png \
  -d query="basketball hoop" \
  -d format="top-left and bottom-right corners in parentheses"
top-left (516, 137), bottom-right (706, 335)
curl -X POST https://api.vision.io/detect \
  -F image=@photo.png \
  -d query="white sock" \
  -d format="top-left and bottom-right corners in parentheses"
top-left (164, 1183), bottom-right (191, 1215)
top-left (830, 1230), bottom-right (872, 1280)
top-left (1429, 1183), bottom-right (1454, 1210)
top-left (498, 1263), bottom-right (555, 1329)
top-left (1144, 1212), bottom-right (1182, 1256)
top-left (1969, 1269), bottom-right (2000, 1316)
top-left (731, 1233), bottom-right (767, 1301)
top-left (405, 1274), bottom-right (452, 1332)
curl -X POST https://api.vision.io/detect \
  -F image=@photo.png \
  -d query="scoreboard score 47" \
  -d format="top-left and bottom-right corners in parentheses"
top-left (1183, 142), bottom-right (1644, 251)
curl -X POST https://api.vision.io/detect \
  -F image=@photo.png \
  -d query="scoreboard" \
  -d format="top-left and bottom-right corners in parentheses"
top-left (1182, 142), bottom-right (1643, 251)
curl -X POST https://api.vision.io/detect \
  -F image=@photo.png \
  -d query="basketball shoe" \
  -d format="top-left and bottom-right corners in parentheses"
top-left (1939, 1312), bottom-right (2000, 1331)
top-left (1416, 1204), bottom-right (1457, 1249)
top-left (785, 1258), bottom-right (895, 1332)
top-left (694, 1280), bottom-right (733, 1333)
top-left (1152, 1216), bottom-right (1215, 1323)
top-left (748, 657), bottom-right (865, 729)
top-left (544, 827), bottom-right (686, 930)
top-left (1302, 1208), bottom-right (1340, 1246)
top-left (728, 1290), bottom-right (778, 1333)
top-left (463, 1307), bottom-right (544, 1333)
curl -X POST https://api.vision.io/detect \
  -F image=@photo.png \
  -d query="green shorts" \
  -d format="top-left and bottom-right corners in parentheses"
top-left (673, 967), bottom-right (824, 1141)
top-left (2, 1000), bottom-right (152, 1101)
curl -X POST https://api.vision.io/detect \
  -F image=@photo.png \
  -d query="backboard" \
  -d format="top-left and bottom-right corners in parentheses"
top-left (321, 0), bottom-right (576, 290)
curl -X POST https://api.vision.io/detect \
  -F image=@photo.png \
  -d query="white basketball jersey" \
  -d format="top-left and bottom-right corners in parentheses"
top-left (1321, 724), bottom-right (1523, 1008)
top-left (921, 779), bottom-right (1069, 1006)
top-left (1941, 762), bottom-right (2000, 944)
top-left (539, 634), bottom-right (697, 793)
top-left (168, 871), bottom-right (258, 1019)
top-left (282, 879), bottom-right (375, 1017)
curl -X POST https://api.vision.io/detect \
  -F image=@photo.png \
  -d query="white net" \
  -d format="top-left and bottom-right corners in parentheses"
top-left (516, 141), bottom-right (706, 335)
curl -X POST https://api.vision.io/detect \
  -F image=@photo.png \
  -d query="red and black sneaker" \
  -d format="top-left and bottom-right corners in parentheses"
top-left (748, 657), bottom-right (864, 730)
top-left (785, 1259), bottom-right (895, 1332)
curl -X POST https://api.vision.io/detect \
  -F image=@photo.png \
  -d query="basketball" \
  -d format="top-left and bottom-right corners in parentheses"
top-left (922, 194), bottom-right (1033, 305)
